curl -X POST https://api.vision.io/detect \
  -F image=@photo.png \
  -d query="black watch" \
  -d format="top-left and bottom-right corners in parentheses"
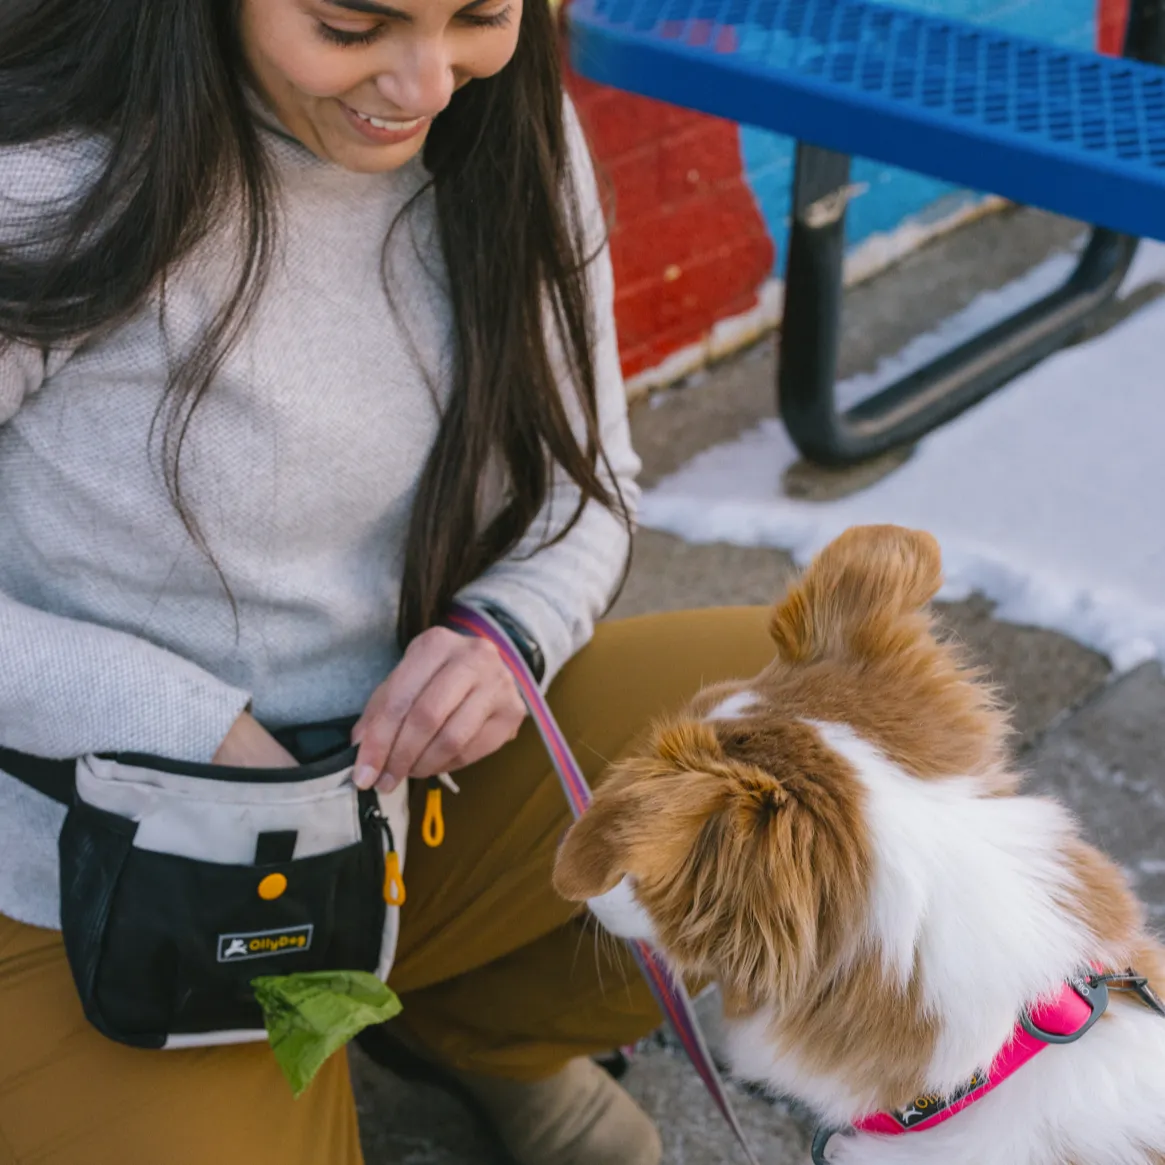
top-left (479, 603), bottom-right (546, 684)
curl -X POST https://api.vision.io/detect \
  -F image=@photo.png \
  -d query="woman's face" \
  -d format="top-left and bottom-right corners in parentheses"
top-left (239, 0), bottom-right (524, 172)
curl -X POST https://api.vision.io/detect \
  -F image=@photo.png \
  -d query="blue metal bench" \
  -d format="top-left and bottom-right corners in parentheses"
top-left (568, 0), bottom-right (1165, 464)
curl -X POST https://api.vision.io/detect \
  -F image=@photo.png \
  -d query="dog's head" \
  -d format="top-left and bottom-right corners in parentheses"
top-left (553, 525), bottom-right (1010, 1013)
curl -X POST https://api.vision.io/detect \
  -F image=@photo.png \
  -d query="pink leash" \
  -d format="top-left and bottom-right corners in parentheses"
top-left (446, 601), bottom-right (760, 1165)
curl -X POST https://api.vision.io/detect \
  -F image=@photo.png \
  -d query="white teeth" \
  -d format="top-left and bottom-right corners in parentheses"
top-left (353, 109), bottom-right (423, 131)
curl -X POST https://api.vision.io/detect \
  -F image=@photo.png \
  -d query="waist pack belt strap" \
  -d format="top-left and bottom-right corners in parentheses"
top-left (0, 746), bottom-right (75, 806)
top-left (0, 714), bottom-right (366, 810)
top-left (444, 600), bottom-right (760, 1165)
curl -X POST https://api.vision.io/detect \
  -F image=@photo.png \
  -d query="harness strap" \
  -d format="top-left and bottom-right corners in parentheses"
top-left (854, 972), bottom-right (1103, 1138)
top-left (445, 601), bottom-right (760, 1165)
top-left (814, 964), bottom-right (1165, 1162)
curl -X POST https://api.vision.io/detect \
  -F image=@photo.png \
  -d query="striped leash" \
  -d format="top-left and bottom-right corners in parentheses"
top-left (446, 601), bottom-right (759, 1165)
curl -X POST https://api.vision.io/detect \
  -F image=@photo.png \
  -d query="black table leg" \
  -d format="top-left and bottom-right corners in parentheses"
top-left (776, 0), bottom-right (1162, 467)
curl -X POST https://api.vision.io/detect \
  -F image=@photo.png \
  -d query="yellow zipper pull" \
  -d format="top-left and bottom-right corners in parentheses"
top-left (383, 849), bottom-right (406, 906)
top-left (364, 797), bottom-right (407, 906)
top-left (422, 776), bottom-right (445, 848)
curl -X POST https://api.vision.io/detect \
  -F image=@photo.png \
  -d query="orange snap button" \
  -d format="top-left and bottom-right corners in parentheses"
top-left (258, 873), bottom-right (288, 900)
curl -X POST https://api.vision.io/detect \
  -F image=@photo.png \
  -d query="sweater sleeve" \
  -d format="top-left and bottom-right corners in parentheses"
top-left (0, 340), bottom-right (252, 763)
top-left (454, 97), bottom-right (642, 687)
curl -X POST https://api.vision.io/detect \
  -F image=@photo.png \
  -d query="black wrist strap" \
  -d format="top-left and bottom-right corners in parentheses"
top-left (477, 603), bottom-right (546, 684)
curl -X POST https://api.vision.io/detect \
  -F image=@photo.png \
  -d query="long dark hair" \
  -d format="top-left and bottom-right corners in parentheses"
top-left (0, 0), bottom-right (628, 646)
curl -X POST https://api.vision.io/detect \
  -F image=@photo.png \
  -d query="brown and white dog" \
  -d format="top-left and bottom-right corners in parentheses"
top-left (553, 525), bottom-right (1165, 1165)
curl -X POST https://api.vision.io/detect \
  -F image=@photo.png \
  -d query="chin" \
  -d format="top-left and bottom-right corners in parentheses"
top-left (322, 131), bottom-right (429, 175)
top-left (554, 524), bottom-right (1165, 1165)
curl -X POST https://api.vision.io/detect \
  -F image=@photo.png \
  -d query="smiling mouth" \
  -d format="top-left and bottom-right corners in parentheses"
top-left (349, 108), bottom-right (426, 131)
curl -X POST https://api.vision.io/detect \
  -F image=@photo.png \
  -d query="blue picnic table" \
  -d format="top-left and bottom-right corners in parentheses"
top-left (568, 0), bottom-right (1165, 464)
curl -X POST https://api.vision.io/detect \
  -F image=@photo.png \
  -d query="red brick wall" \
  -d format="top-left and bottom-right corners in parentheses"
top-left (562, 44), bottom-right (775, 380)
top-left (1098, 0), bottom-right (1129, 54)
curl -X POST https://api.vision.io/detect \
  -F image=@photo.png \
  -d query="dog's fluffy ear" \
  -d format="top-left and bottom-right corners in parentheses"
top-left (555, 718), bottom-right (870, 1006)
top-left (552, 721), bottom-right (725, 903)
top-left (770, 524), bottom-right (943, 663)
top-left (552, 795), bottom-right (635, 903)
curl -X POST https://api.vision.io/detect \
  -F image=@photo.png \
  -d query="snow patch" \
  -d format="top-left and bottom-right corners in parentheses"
top-left (639, 241), bottom-right (1165, 670)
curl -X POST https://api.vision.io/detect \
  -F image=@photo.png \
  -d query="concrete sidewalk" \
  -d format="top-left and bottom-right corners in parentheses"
top-left (352, 206), bottom-right (1165, 1163)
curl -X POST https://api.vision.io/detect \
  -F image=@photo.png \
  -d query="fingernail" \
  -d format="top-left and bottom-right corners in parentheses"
top-left (353, 764), bottom-right (378, 790)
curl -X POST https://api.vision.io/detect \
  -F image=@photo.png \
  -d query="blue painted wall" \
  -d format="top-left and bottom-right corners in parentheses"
top-left (740, 0), bottom-right (1098, 272)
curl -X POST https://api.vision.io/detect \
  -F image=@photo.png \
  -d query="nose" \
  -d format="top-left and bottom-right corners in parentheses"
top-left (375, 39), bottom-right (456, 118)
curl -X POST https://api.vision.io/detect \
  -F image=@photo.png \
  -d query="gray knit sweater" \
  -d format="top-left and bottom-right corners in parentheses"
top-left (0, 103), bottom-right (640, 929)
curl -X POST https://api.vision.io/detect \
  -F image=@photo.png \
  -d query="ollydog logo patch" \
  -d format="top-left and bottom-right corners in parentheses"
top-left (216, 924), bottom-right (314, 963)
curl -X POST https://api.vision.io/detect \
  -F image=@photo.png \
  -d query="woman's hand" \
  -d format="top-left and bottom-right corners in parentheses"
top-left (212, 710), bottom-right (298, 768)
top-left (351, 627), bottom-right (526, 793)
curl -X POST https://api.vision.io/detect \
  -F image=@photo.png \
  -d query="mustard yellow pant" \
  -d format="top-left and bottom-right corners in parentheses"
top-left (0, 607), bottom-right (773, 1165)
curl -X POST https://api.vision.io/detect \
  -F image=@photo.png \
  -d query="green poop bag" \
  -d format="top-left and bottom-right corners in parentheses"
top-left (252, 971), bottom-right (402, 1097)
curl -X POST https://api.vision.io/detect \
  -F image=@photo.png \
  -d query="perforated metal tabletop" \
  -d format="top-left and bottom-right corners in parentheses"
top-left (569, 0), bottom-right (1165, 240)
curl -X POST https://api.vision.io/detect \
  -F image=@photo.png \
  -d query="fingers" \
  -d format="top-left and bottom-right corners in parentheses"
top-left (407, 697), bottom-right (523, 782)
top-left (212, 711), bottom-right (299, 769)
top-left (352, 627), bottom-right (526, 791)
top-left (374, 661), bottom-right (476, 789)
top-left (352, 629), bottom-right (462, 789)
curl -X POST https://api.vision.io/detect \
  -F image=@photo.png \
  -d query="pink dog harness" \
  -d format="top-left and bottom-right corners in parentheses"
top-left (812, 968), bottom-right (1165, 1163)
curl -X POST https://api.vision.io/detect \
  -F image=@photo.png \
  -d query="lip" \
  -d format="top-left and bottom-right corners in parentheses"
top-left (339, 102), bottom-right (430, 145)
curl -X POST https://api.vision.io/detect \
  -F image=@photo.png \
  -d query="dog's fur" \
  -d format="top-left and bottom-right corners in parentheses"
top-left (553, 525), bottom-right (1165, 1165)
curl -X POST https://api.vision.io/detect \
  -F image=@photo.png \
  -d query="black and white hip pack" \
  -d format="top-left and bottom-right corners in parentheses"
top-left (0, 716), bottom-right (409, 1050)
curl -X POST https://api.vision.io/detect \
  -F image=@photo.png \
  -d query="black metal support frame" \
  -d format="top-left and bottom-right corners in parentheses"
top-left (777, 0), bottom-right (1165, 466)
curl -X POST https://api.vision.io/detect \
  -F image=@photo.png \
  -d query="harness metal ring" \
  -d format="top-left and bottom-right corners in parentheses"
top-left (1020, 972), bottom-right (1109, 1045)
top-left (811, 1125), bottom-right (851, 1164)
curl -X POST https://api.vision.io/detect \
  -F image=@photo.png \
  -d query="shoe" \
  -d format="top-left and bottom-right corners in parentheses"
top-left (356, 1025), bottom-right (662, 1165)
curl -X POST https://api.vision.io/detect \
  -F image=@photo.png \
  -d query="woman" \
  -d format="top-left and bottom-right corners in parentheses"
top-left (0, 1), bottom-right (775, 1162)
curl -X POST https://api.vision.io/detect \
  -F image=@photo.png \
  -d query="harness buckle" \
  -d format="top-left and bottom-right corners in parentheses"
top-left (1020, 970), bottom-right (1109, 1045)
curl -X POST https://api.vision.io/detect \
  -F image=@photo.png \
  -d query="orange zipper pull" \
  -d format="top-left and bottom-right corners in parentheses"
top-left (422, 776), bottom-right (445, 848)
top-left (383, 850), bottom-right (406, 906)
top-left (364, 797), bottom-right (406, 906)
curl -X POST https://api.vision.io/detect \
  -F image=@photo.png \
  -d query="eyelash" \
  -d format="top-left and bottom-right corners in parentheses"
top-left (316, 23), bottom-right (381, 46)
top-left (463, 8), bottom-right (513, 27)
top-left (316, 6), bottom-right (512, 47)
